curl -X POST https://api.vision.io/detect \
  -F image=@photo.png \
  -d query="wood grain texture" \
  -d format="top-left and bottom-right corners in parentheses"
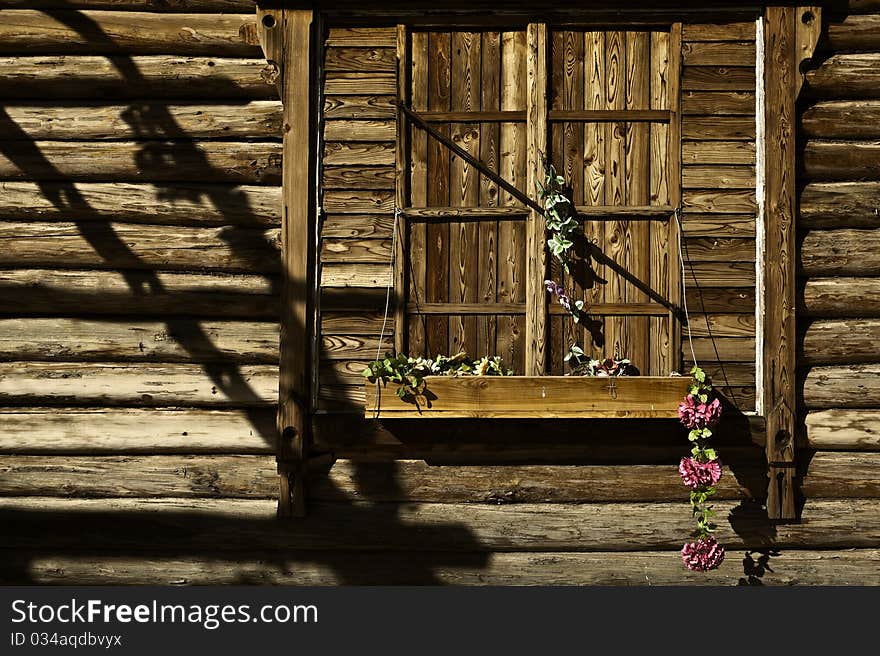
top-left (0, 10), bottom-right (259, 56)
top-left (799, 181), bottom-right (880, 228)
top-left (0, 407), bottom-right (276, 454)
top-left (805, 54), bottom-right (880, 99)
top-left (801, 319), bottom-right (880, 365)
top-left (0, 56), bottom-right (278, 99)
top-left (799, 229), bottom-right (880, 276)
top-left (0, 1), bottom-right (255, 10)
top-left (804, 410), bottom-right (880, 450)
top-left (802, 141), bottom-right (880, 181)
top-left (681, 91), bottom-right (755, 115)
top-left (799, 278), bottom-right (880, 317)
top-left (803, 365), bottom-right (880, 408)
top-left (801, 101), bottom-right (880, 139)
top-left (826, 13), bottom-right (880, 52)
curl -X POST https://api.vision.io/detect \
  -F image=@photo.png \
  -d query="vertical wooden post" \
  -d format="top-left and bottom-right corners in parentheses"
top-left (525, 23), bottom-right (548, 376)
top-left (394, 24), bottom-right (409, 357)
top-left (667, 23), bottom-right (683, 374)
top-left (763, 6), bottom-right (798, 520)
top-left (277, 8), bottom-right (314, 519)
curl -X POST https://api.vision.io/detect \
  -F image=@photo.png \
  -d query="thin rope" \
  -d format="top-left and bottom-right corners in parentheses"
top-left (372, 208), bottom-right (400, 418)
top-left (676, 207), bottom-right (698, 369)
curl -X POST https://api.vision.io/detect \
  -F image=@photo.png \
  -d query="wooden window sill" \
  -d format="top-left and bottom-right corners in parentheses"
top-left (363, 376), bottom-right (691, 419)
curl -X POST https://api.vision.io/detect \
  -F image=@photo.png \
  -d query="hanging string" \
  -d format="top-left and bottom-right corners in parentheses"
top-left (675, 206), bottom-right (698, 369)
top-left (372, 208), bottom-right (400, 418)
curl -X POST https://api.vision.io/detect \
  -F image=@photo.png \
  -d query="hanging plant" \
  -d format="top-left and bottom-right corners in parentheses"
top-left (678, 366), bottom-right (725, 572)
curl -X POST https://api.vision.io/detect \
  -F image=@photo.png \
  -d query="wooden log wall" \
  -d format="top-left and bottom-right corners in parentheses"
top-left (1, 2), bottom-right (878, 586)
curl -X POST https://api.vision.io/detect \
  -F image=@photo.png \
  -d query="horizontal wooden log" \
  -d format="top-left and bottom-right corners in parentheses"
top-left (681, 91), bottom-right (755, 115)
top-left (0, 222), bottom-right (280, 273)
top-left (799, 181), bottom-right (880, 228)
top-left (0, 269), bottom-right (279, 318)
top-left (802, 141), bottom-right (880, 182)
top-left (683, 190), bottom-right (756, 213)
top-left (682, 66), bottom-right (755, 91)
top-left (800, 452), bottom-right (880, 498)
top-left (682, 165), bottom-right (754, 189)
top-left (0, 318), bottom-right (279, 363)
top-left (682, 117), bottom-right (755, 141)
top-left (682, 237), bottom-right (755, 262)
top-left (322, 166), bottom-right (395, 190)
top-left (1, 497), bottom-right (877, 551)
top-left (799, 277), bottom-right (880, 317)
top-left (0, 2), bottom-right (255, 10)
top-left (0, 102), bottom-right (282, 140)
top-left (0, 141), bottom-right (281, 185)
top-left (682, 41), bottom-right (755, 66)
top-left (0, 56), bottom-right (277, 100)
top-left (805, 54), bottom-right (880, 99)
top-left (323, 141), bottom-right (395, 166)
top-left (826, 14), bottom-right (880, 52)
top-left (0, 10), bottom-right (259, 56)
top-left (323, 94), bottom-right (396, 119)
top-left (4, 548), bottom-right (877, 586)
top-left (682, 140), bottom-right (755, 165)
top-left (802, 365), bottom-right (880, 409)
top-left (5, 548), bottom-right (879, 586)
top-left (0, 182), bottom-right (281, 226)
top-left (803, 409), bottom-right (880, 450)
top-left (0, 407), bottom-right (276, 454)
top-left (0, 455), bottom-right (277, 498)
top-left (799, 229), bottom-right (880, 276)
top-left (682, 213), bottom-right (756, 237)
top-left (801, 319), bottom-right (880, 365)
top-left (0, 362), bottom-right (278, 406)
top-left (801, 101), bottom-right (880, 139)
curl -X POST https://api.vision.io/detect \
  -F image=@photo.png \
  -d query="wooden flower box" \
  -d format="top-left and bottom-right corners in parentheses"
top-left (363, 376), bottom-right (691, 419)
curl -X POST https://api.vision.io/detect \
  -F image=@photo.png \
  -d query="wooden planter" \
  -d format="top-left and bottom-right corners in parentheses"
top-left (363, 376), bottom-right (691, 419)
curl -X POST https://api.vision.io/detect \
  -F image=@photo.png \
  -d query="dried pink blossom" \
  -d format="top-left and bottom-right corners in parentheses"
top-left (681, 536), bottom-right (726, 572)
top-left (679, 457), bottom-right (722, 489)
top-left (678, 395), bottom-right (723, 430)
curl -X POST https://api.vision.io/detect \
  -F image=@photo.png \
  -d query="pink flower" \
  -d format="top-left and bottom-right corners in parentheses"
top-left (678, 395), bottom-right (723, 430)
top-left (681, 536), bottom-right (725, 572)
top-left (679, 457), bottom-right (722, 489)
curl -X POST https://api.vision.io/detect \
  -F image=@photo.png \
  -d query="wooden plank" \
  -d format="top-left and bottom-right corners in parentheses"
top-left (682, 66), bottom-right (756, 91)
top-left (322, 166), bottom-right (395, 190)
top-left (395, 24), bottom-right (409, 357)
top-left (322, 312), bottom-right (389, 335)
top-left (802, 319), bottom-right (880, 365)
top-left (321, 266), bottom-right (392, 289)
top-left (365, 375), bottom-right (692, 418)
top-left (0, 10), bottom-right (259, 56)
top-left (322, 190), bottom-right (395, 214)
top-left (667, 23), bottom-right (683, 376)
top-left (682, 165), bottom-right (755, 188)
top-left (682, 213), bottom-right (756, 237)
top-left (0, 102), bottom-right (282, 140)
top-left (0, 141), bottom-right (281, 185)
top-left (686, 313), bottom-right (755, 338)
top-left (682, 91), bottom-right (756, 115)
top-left (0, 181), bottom-right (280, 226)
top-left (419, 110), bottom-right (525, 122)
top-left (0, 222), bottom-right (280, 273)
top-left (408, 30), bottom-right (429, 356)
top-left (0, 407), bottom-right (276, 454)
top-left (7, 549), bottom-right (880, 586)
top-left (277, 9), bottom-right (314, 517)
top-left (804, 410), bottom-right (880, 450)
top-left (323, 95), bottom-right (396, 119)
top-left (525, 23), bottom-right (548, 375)
top-left (325, 46), bottom-right (396, 72)
top-left (799, 229), bottom-right (880, 276)
top-left (682, 116), bottom-right (756, 140)
top-left (682, 41), bottom-right (756, 66)
top-left (0, 269), bottom-right (278, 318)
top-left (324, 72), bottom-right (396, 95)
top-left (325, 27), bottom-right (397, 48)
top-left (0, 362), bottom-right (278, 406)
top-left (320, 334), bottom-right (391, 360)
top-left (323, 142), bottom-right (395, 166)
top-left (0, 1), bottom-right (255, 12)
top-left (683, 237), bottom-right (755, 262)
top-left (683, 140), bottom-right (756, 165)
top-left (548, 109), bottom-right (669, 121)
top-left (403, 207), bottom-right (528, 220)
top-left (803, 365), bottom-right (880, 409)
top-left (584, 31), bottom-right (606, 207)
top-left (0, 318), bottom-right (278, 363)
top-left (683, 190), bottom-right (757, 213)
top-left (800, 278), bottom-right (880, 317)
top-left (691, 337), bottom-right (755, 362)
top-left (321, 238), bottom-right (391, 263)
top-left (1, 497), bottom-right (878, 552)
top-left (323, 119), bottom-right (396, 141)
top-left (801, 101), bottom-right (880, 139)
top-left (802, 141), bottom-right (880, 182)
top-left (682, 22), bottom-right (756, 41)
top-left (685, 262), bottom-right (756, 287)
top-left (0, 56), bottom-right (278, 99)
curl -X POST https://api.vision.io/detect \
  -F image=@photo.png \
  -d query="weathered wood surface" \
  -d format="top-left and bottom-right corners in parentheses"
top-left (0, 56), bottom-right (278, 99)
top-left (804, 410), bottom-right (880, 450)
top-left (0, 269), bottom-right (279, 318)
top-left (799, 229), bottom-right (880, 276)
top-left (0, 11), bottom-right (259, 56)
top-left (682, 214), bottom-right (756, 237)
top-left (0, 362), bottom-right (278, 406)
top-left (1, 452), bottom-right (874, 501)
top-left (799, 182), bottom-right (880, 228)
top-left (681, 41), bottom-right (755, 66)
top-left (324, 95), bottom-right (396, 119)
top-left (801, 101), bottom-right (880, 139)
top-left (0, 102), bottom-right (282, 140)
top-left (5, 549), bottom-right (879, 586)
top-left (1, 497), bottom-right (878, 551)
top-left (0, 1), bottom-right (255, 10)
top-left (0, 408), bottom-right (276, 454)
top-left (800, 278), bottom-right (880, 317)
top-left (805, 54), bottom-right (880, 99)
top-left (0, 182), bottom-right (281, 226)
top-left (801, 319), bottom-right (880, 364)
top-left (0, 223), bottom-right (280, 273)
top-left (681, 91), bottom-right (755, 115)
top-left (0, 141), bottom-right (281, 184)
top-left (0, 318), bottom-right (279, 363)
top-left (826, 13), bottom-right (880, 52)
top-left (802, 365), bottom-right (880, 408)
top-left (682, 140), bottom-right (755, 165)
top-left (681, 117), bottom-right (755, 141)
top-left (802, 141), bottom-right (880, 181)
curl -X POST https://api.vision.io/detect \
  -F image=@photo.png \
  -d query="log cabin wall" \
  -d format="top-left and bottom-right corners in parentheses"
top-left (0, 1), bottom-right (877, 586)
